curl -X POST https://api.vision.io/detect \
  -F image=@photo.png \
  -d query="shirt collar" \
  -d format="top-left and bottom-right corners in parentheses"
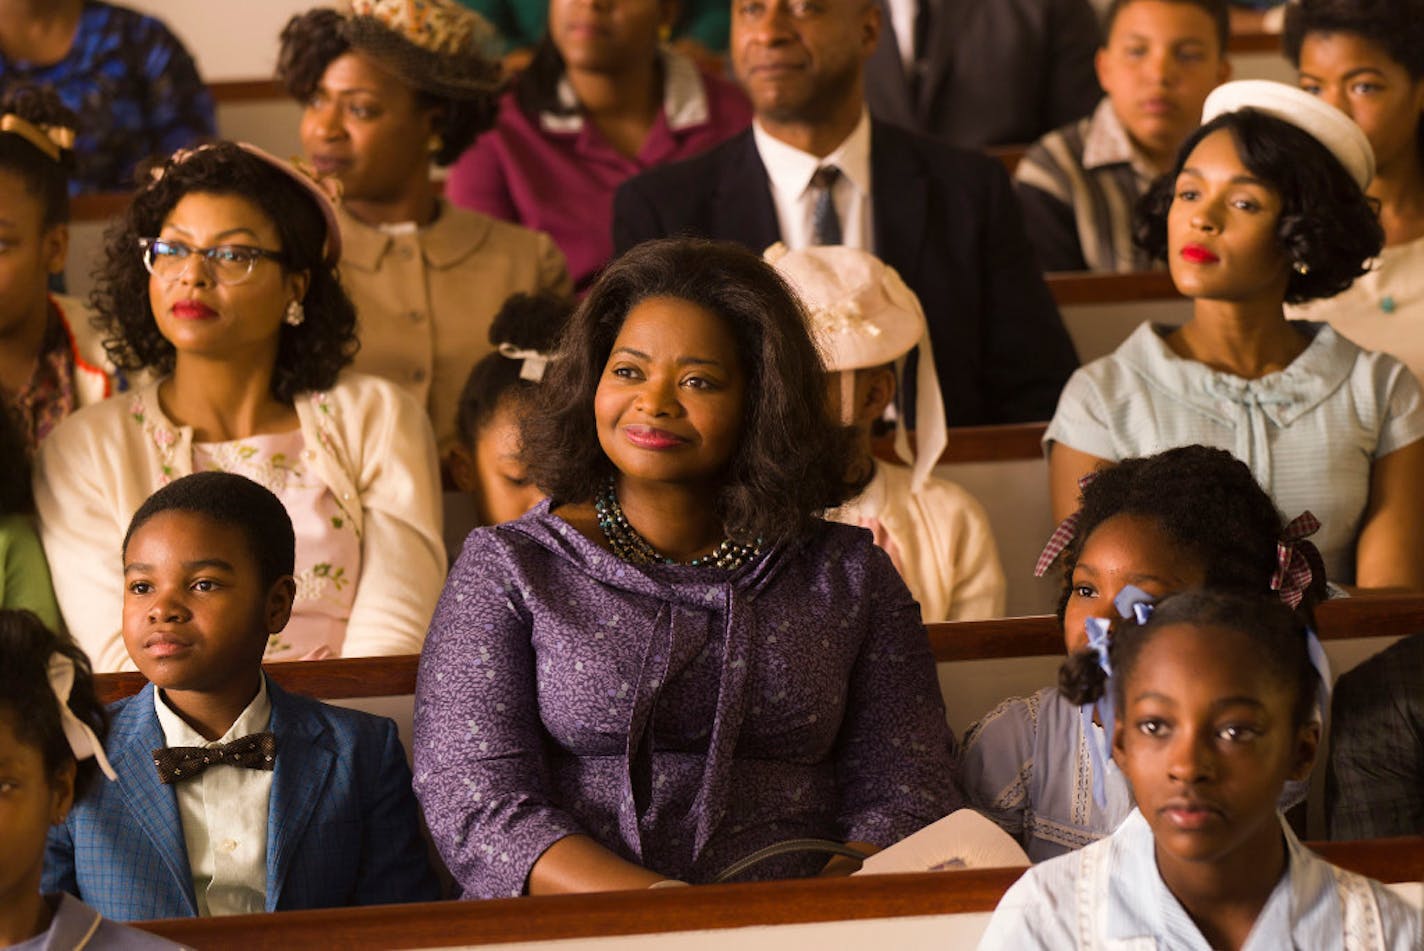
top-left (752, 108), bottom-right (873, 202)
top-left (1107, 808), bottom-right (1330, 950)
top-left (1115, 321), bottom-right (1355, 428)
top-left (541, 47), bottom-right (711, 135)
top-left (155, 674), bottom-right (273, 747)
top-left (336, 199), bottom-right (492, 271)
top-left (1082, 98), bottom-right (1160, 184)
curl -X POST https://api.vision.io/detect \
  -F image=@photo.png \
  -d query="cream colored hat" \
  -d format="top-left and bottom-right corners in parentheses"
top-left (766, 243), bottom-right (946, 495)
top-left (1201, 80), bottom-right (1375, 190)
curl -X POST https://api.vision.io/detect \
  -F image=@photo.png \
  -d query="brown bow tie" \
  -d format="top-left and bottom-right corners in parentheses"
top-left (152, 732), bottom-right (276, 784)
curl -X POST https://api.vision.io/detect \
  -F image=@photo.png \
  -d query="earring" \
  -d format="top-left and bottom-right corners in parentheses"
top-left (284, 300), bottom-right (305, 327)
top-left (1292, 259), bottom-right (1310, 275)
top-left (427, 133), bottom-right (443, 154)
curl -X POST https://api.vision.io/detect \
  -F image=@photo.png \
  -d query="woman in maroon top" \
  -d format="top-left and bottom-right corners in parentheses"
top-left (445, 0), bottom-right (751, 290)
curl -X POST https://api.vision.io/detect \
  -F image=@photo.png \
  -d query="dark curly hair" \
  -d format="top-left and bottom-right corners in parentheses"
top-left (521, 238), bottom-right (863, 545)
top-left (1109, 589), bottom-right (1322, 731)
top-left (0, 84), bottom-right (77, 229)
top-left (456, 290), bottom-right (573, 447)
top-left (0, 609), bottom-right (110, 800)
top-left (1055, 446), bottom-right (1326, 706)
top-left (1134, 109), bottom-right (1384, 304)
top-left (91, 142), bottom-right (358, 404)
top-left (277, 8), bottom-right (498, 166)
top-left (124, 472), bottom-right (296, 592)
top-left (1101, 0), bottom-right (1228, 52)
top-left (1283, 0), bottom-right (1424, 160)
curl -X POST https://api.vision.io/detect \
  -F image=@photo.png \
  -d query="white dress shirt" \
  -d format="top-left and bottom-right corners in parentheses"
top-left (154, 678), bottom-right (274, 917)
top-left (752, 110), bottom-right (874, 252)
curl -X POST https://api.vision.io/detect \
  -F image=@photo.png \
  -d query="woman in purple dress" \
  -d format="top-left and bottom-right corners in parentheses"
top-left (414, 238), bottom-right (960, 899)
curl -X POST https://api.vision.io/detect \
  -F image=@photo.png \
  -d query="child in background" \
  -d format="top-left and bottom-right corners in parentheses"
top-left (1016, 0), bottom-right (1231, 272)
top-left (0, 409), bottom-right (59, 631)
top-left (0, 85), bottom-right (124, 451)
top-left (0, 608), bottom-right (181, 949)
top-left (960, 445), bottom-right (1324, 861)
top-left (44, 472), bottom-right (439, 920)
top-left (449, 291), bottom-right (571, 526)
top-left (768, 244), bottom-right (1006, 622)
top-left (978, 590), bottom-right (1420, 950)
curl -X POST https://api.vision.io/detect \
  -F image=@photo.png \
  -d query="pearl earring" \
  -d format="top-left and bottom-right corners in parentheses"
top-left (285, 300), bottom-right (306, 327)
top-left (1292, 259), bottom-right (1310, 275)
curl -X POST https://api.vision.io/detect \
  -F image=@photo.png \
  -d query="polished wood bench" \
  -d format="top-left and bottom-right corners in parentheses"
top-left (127, 835), bottom-right (1424, 950)
top-left (93, 594), bottom-right (1424, 705)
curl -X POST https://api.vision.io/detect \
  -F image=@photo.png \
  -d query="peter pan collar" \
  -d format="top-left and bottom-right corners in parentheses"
top-left (1114, 321), bottom-right (1358, 430)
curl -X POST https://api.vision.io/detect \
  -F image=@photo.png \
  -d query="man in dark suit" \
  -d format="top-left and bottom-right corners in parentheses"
top-left (613, 0), bottom-right (1078, 426)
top-left (864, 0), bottom-right (1103, 149)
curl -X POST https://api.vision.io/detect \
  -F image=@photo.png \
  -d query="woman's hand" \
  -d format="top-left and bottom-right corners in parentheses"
top-left (528, 834), bottom-right (668, 895)
top-left (819, 841), bottom-right (878, 877)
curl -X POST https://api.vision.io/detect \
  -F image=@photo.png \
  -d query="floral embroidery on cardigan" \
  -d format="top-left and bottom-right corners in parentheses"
top-left (130, 393), bottom-right (180, 484)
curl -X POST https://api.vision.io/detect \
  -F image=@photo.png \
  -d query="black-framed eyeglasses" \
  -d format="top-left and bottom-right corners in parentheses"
top-left (138, 237), bottom-right (287, 286)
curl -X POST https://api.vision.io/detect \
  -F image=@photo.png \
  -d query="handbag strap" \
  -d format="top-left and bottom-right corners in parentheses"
top-left (712, 838), bottom-right (871, 883)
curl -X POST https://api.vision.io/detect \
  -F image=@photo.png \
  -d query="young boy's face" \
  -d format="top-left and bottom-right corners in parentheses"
top-left (1096, 1), bottom-right (1230, 168)
top-left (121, 511), bottom-right (289, 692)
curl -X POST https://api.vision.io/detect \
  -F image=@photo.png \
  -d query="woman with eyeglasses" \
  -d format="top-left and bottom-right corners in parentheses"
top-left (32, 141), bottom-right (446, 672)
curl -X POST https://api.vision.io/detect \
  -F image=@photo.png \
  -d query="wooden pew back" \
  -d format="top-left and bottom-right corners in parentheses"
top-left (129, 838), bottom-right (1424, 950)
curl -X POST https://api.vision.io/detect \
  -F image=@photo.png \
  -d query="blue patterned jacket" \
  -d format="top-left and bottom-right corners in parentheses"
top-left (44, 676), bottom-right (440, 920)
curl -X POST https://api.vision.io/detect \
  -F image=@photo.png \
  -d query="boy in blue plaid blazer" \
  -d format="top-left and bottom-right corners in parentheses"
top-left (43, 472), bottom-right (439, 920)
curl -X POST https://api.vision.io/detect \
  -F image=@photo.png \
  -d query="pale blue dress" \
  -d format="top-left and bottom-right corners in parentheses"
top-left (978, 808), bottom-right (1422, 950)
top-left (1045, 321), bottom-right (1424, 584)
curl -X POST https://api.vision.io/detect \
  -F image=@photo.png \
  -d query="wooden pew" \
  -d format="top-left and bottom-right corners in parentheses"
top-left (128, 836), bottom-right (1424, 950)
top-left (92, 594), bottom-right (1424, 706)
top-left (927, 594), bottom-right (1424, 662)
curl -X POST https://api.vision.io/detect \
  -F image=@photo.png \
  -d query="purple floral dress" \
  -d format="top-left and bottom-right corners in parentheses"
top-left (414, 502), bottom-right (961, 898)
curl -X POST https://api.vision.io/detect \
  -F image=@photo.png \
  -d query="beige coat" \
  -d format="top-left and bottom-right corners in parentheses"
top-left (827, 462), bottom-right (1006, 623)
top-left (338, 201), bottom-right (570, 454)
top-left (34, 373), bottom-right (445, 671)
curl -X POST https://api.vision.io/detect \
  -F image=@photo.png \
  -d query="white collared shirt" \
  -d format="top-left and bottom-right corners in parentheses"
top-left (752, 110), bottom-right (874, 252)
top-left (978, 808), bottom-right (1422, 949)
top-left (154, 678), bottom-right (274, 917)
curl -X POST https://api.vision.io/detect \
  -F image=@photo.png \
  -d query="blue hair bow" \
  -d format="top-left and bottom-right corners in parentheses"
top-left (1080, 585), bottom-right (1156, 809)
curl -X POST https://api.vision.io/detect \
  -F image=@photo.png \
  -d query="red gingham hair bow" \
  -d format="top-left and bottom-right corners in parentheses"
top-left (1033, 470), bottom-right (1102, 577)
top-left (1272, 511), bottom-right (1325, 609)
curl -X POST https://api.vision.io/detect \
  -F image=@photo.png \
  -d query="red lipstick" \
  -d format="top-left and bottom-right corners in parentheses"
top-left (624, 426), bottom-right (688, 450)
top-left (171, 300), bottom-right (217, 320)
top-left (1180, 244), bottom-right (1219, 265)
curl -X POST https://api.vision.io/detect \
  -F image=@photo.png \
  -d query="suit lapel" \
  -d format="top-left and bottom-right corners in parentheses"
top-left (871, 122), bottom-right (928, 279)
top-left (265, 679), bottom-right (334, 911)
top-left (111, 685), bottom-right (199, 915)
top-left (712, 131), bottom-right (781, 253)
top-left (915, 0), bottom-right (956, 125)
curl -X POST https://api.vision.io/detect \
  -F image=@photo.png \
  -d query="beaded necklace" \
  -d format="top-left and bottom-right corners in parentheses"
top-left (594, 478), bottom-right (760, 570)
